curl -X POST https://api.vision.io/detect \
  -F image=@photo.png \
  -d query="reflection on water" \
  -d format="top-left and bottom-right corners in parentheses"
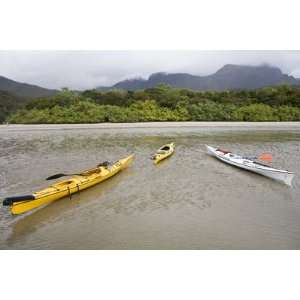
top-left (1, 126), bottom-right (300, 249)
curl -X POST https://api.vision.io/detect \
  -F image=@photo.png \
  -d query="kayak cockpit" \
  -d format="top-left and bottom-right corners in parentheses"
top-left (160, 146), bottom-right (170, 151)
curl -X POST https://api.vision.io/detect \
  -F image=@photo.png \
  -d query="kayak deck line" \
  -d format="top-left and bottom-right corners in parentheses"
top-left (2, 154), bottom-right (134, 215)
top-left (219, 153), bottom-right (292, 174)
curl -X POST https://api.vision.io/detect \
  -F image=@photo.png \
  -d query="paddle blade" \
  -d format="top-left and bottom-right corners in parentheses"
top-left (46, 173), bottom-right (66, 180)
top-left (257, 153), bottom-right (273, 162)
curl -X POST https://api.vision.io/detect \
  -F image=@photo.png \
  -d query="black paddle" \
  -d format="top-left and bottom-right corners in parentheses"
top-left (46, 161), bottom-right (111, 180)
top-left (46, 173), bottom-right (82, 180)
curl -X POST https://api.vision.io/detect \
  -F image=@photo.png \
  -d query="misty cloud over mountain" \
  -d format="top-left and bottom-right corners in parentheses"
top-left (0, 51), bottom-right (300, 90)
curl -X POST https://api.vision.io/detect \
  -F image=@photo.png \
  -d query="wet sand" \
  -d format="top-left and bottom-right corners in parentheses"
top-left (1, 122), bottom-right (300, 132)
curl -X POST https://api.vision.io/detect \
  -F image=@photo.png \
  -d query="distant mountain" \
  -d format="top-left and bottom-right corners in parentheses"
top-left (97, 64), bottom-right (300, 91)
top-left (0, 75), bottom-right (57, 98)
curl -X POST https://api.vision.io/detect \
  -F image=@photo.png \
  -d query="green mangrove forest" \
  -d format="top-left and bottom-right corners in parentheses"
top-left (5, 84), bottom-right (300, 123)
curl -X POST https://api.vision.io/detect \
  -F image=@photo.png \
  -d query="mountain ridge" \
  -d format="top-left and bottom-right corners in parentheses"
top-left (1, 64), bottom-right (300, 97)
top-left (98, 64), bottom-right (300, 91)
top-left (0, 75), bottom-right (57, 98)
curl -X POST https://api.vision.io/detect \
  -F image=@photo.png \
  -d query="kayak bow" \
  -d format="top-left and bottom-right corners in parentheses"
top-left (3, 154), bottom-right (134, 215)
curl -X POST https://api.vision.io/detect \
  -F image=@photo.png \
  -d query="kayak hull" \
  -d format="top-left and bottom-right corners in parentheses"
top-left (206, 145), bottom-right (294, 186)
top-left (5, 154), bottom-right (134, 215)
top-left (153, 143), bottom-right (175, 164)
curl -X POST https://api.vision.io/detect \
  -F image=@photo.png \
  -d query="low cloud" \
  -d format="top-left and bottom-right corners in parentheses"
top-left (0, 50), bottom-right (300, 90)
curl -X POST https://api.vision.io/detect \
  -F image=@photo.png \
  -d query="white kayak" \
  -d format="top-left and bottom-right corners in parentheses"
top-left (205, 145), bottom-right (294, 186)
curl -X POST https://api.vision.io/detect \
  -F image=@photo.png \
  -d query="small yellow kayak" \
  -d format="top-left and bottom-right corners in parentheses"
top-left (152, 143), bottom-right (175, 164)
top-left (3, 154), bottom-right (134, 215)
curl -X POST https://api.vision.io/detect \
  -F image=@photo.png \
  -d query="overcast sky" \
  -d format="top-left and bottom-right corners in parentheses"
top-left (1, 51), bottom-right (300, 90)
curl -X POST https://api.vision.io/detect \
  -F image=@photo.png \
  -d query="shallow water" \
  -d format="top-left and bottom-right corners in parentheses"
top-left (1, 125), bottom-right (300, 249)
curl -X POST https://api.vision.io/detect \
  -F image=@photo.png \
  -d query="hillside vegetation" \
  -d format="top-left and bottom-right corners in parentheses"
top-left (0, 90), bottom-right (26, 123)
top-left (0, 75), bottom-right (57, 98)
top-left (7, 85), bottom-right (300, 123)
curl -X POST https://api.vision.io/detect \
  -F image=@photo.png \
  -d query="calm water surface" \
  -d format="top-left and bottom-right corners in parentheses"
top-left (1, 125), bottom-right (300, 249)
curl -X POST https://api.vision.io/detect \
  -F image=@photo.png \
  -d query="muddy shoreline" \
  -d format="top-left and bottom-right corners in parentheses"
top-left (1, 121), bottom-right (300, 131)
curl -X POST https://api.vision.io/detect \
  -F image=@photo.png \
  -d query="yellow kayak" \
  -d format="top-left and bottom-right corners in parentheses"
top-left (3, 154), bottom-right (134, 215)
top-left (152, 143), bottom-right (175, 164)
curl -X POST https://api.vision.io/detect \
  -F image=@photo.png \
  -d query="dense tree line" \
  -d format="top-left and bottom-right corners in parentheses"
top-left (0, 90), bottom-right (26, 123)
top-left (6, 85), bottom-right (300, 123)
